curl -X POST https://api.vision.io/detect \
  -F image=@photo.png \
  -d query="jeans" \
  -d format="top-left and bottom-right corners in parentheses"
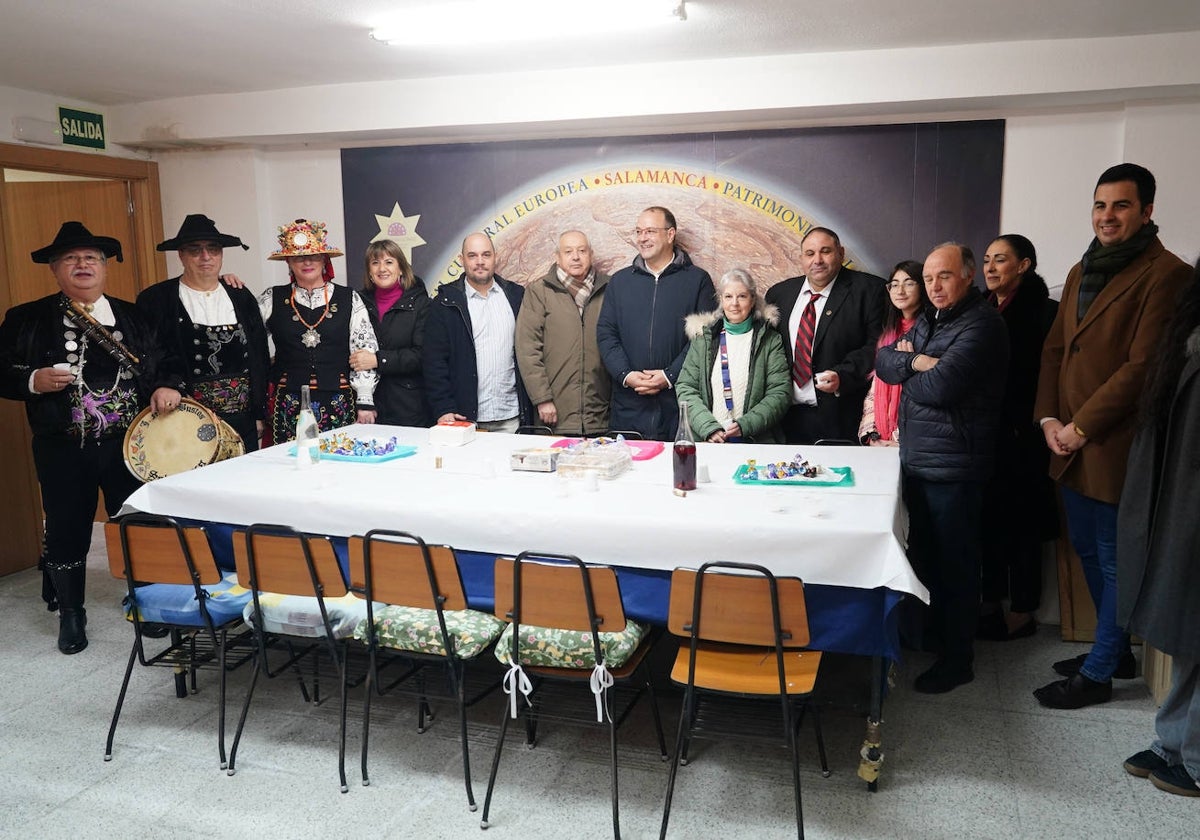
top-left (1153, 656), bottom-right (1200, 782)
top-left (904, 475), bottom-right (985, 669)
top-left (1060, 486), bottom-right (1129, 682)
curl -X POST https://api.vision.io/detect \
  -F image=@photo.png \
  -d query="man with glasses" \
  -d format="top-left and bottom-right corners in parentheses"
top-left (597, 206), bottom-right (717, 439)
top-left (0, 221), bottom-right (181, 654)
top-left (138, 214), bottom-right (269, 451)
top-left (765, 226), bottom-right (886, 444)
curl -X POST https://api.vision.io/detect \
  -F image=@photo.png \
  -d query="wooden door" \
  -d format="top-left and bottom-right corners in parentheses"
top-left (3, 179), bottom-right (139, 305)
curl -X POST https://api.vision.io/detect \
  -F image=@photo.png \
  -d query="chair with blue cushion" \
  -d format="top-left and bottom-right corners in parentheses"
top-left (227, 524), bottom-right (362, 792)
top-left (103, 514), bottom-right (253, 769)
top-left (349, 530), bottom-right (505, 808)
top-left (480, 552), bottom-right (667, 839)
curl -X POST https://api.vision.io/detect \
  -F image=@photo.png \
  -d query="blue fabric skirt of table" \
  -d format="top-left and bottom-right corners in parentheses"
top-left (197, 522), bottom-right (904, 661)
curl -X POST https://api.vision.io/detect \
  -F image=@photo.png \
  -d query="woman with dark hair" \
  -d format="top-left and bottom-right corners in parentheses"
top-left (859, 260), bottom-right (927, 445)
top-left (1116, 258), bottom-right (1200, 796)
top-left (976, 234), bottom-right (1059, 641)
top-left (349, 240), bottom-right (431, 427)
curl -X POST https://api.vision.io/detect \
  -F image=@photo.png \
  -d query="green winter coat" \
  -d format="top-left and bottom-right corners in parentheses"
top-left (675, 305), bottom-right (791, 444)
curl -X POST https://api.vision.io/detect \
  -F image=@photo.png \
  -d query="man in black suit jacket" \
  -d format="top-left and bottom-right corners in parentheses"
top-left (765, 227), bottom-right (886, 444)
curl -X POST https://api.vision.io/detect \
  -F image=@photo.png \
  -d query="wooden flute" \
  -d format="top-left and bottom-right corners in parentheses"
top-left (60, 296), bottom-right (142, 368)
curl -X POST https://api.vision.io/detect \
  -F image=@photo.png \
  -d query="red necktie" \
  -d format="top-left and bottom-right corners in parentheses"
top-left (792, 293), bottom-right (821, 387)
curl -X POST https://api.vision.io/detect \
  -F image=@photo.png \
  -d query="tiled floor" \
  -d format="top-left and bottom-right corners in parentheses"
top-left (0, 529), bottom-right (1193, 839)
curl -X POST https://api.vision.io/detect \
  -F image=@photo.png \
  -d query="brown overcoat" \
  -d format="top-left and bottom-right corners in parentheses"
top-left (1034, 237), bottom-right (1190, 503)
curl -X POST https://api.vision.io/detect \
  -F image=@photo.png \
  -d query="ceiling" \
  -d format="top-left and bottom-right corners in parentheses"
top-left (3, 0), bottom-right (1200, 107)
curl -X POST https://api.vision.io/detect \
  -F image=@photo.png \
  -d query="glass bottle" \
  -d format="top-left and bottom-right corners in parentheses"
top-left (296, 385), bottom-right (321, 467)
top-left (673, 401), bottom-right (697, 491)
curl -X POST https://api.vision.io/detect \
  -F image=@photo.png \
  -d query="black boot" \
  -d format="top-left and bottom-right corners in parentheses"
top-left (58, 607), bottom-right (88, 655)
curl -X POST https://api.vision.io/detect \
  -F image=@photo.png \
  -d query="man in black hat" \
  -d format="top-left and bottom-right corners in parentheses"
top-left (138, 214), bottom-right (269, 450)
top-left (0, 221), bottom-right (182, 654)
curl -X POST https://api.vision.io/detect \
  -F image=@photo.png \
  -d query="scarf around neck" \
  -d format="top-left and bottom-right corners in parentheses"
top-left (1077, 221), bottom-right (1158, 321)
top-left (873, 315), bottom-right (916, 441)
top-left (556, 266), bottom-right (595, 314)
top-left (374, 283), bottom-right (404, 314)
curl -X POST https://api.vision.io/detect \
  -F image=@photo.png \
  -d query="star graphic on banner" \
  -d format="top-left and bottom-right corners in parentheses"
top-left (371, 203), bottom-right (426, 262)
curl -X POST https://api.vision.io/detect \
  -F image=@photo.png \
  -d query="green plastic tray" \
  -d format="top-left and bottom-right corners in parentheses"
top-left (732, 464), bottom-right (854, 487)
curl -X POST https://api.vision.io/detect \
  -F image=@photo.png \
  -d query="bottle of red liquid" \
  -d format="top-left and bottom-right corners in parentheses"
top-left (673, 401), bottom-right (697, 491)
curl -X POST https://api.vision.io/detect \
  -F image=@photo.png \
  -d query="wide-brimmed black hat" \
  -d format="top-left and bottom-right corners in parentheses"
top-left (157, 214), bottom-right (248, 252)
top-left (31, 221), bottom-right (123, 264)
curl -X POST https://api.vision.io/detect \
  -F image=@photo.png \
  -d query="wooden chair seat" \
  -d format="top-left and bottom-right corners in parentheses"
top-left (669, 642), bottom-right (821, 696)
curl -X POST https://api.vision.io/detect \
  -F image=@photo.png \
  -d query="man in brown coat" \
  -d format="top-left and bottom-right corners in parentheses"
top-left (1033, 163), bottom-right (1191, 709)
top-left (516, 230), bottom-right (611, 435)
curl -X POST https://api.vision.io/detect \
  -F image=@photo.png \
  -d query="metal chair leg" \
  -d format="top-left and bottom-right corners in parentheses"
top-left (480, 702), bottom-right (513, 829)
top-left (103, 642), bottom-right (140, 761)
top-left (226, 655), bottom-right (262, 776)
top-left (659, 686), bottom-right (693, 839)
top-left (361, 666), bottom-right (374, 786)
top-left (337, 646), bottom-right (349, 793)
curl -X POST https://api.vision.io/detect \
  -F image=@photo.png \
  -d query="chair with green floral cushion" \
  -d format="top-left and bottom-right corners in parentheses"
top-left (480, 552), bottom-right (667, 839)
top-left (348, 530), bottom-right (505, 810)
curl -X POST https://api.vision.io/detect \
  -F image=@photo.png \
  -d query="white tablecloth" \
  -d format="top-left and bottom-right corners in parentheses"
top-left (122, 425), bottom-right (927, 602)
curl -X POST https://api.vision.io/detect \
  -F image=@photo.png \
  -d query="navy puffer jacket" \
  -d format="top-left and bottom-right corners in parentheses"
top-left (875, 286), bottom-right (1009, 481)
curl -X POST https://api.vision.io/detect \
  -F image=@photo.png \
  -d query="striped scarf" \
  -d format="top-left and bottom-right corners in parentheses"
top-left (557, 266), bottom-right (595, 314)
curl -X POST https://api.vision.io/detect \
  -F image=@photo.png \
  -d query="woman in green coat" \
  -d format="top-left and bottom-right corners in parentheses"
top-left (675, 268), bottom-right (791, 444)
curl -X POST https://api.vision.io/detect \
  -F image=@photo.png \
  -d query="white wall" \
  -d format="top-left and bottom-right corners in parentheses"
top-left (154, 99), bottom-right (1200, 298)
top-left (0, 84), bottom-right (145, 160)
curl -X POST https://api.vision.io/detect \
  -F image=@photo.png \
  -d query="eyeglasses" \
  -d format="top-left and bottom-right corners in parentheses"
top-left (54, 254), bottom-right (104, 267)
top-left (886, 279), bottom-right (920, 291)
top-left (180, 244), bottom-right (222, 257)
top-left (633, 227), bottom-right (672, 237)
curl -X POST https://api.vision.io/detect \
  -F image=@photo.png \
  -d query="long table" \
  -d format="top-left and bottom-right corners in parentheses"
top-left (122, 424), bottom-right (924, 787)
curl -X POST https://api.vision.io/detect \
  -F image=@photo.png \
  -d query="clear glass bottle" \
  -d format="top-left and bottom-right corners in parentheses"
top-left (672, 401), bottom-right (697, 491)
top-left (295, 385), bottom-right (321, 468)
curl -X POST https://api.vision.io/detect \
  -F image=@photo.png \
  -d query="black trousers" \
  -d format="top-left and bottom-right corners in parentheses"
top-left (904, 474), bottom-right (985, 668)
top-left (33, 435), bottom-right (142, 610)
top-left (781, 404), bottom-right (834, 446)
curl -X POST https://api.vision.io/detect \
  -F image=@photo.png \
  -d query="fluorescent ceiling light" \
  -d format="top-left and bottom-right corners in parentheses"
top-left (371, 0), bottom-right (686, 46)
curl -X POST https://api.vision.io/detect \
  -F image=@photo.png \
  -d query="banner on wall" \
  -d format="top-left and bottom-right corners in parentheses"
top-left (341, 121), bottom-right (1004, 294)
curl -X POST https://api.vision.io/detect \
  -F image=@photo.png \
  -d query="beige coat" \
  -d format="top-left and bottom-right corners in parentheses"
top-left (515, 265), bottom-right (611, 435)
top-left (1034, 237), bottom-right (1190, 503)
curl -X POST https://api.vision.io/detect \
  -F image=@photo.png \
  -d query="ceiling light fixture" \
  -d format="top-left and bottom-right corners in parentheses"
top-left (371, 0), bottom-right (687, 46)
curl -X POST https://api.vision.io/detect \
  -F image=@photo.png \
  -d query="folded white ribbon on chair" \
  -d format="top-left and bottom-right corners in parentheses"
top-left (589, 663), bottom-right (613, 722)
top-left (503, 662), bottom-right (533, 719)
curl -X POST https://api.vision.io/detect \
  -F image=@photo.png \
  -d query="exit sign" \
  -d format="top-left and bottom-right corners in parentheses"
top-left (58, 107), bottom-right (106, 150)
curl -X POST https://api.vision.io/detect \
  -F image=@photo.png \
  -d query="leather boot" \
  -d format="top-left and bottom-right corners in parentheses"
top-left (58, 607), bottom-right (88, 655)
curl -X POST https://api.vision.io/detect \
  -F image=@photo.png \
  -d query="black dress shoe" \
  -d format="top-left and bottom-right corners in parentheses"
top-left (1052, 650), bottom-right (1136, 679)
top-left (58, 607), bottom-right (88, 655)
top-left (1033, 672), bottom-right (1111, 709)
top-left (914, 659), bottom-right (974, 694)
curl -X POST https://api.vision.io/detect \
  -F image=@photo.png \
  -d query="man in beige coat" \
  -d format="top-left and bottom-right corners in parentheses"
top-left (516, 230), bottom-right (611, 435)
top-left (1033, 163), bottom-right (1191, 709)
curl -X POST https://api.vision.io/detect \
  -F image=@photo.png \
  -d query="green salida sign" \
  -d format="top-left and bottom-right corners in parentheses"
top-left (59, 107), bottom-right (106, 150)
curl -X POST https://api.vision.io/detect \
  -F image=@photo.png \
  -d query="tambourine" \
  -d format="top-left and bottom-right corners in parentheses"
top-left (123, 396), bottom-right (245, 481)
